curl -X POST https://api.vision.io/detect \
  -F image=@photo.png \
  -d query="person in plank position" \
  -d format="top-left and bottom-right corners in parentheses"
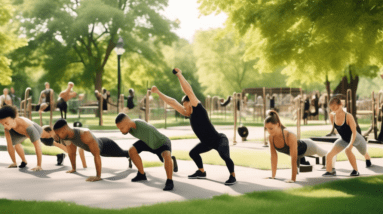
top-left (115, 113), bottom-right (178, 191)
top-left (264, 110), bottom-right (336, 182)
top-left (41, 125), bottom-right (87, 167)
top-left (0, 105), bottom-right (43, 171)
top-left (57, 82), bottom-right (77, 119)
top-left (53, 119), bottom-right (131, 182)
top-left (151, 68), bottom-right (236, 185)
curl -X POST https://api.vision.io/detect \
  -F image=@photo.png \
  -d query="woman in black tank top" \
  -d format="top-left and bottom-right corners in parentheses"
top-left (264, 110), bottom-right (303, 183)
top-left (323, 97), bottom-right (371, 177)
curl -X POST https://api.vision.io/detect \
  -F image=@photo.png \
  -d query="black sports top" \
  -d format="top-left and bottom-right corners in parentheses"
top-left (333, 113), bottom-right (352, 143)
top-left (272, 128), bottom-right (307, 156)
top-left (190, 103), bottom-right (221, 145)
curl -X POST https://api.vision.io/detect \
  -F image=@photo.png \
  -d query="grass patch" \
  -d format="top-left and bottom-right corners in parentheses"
top-left (1, 175), bottom-right (383, 213)
top-left (173, 146), bottom-right (383, 170)
top-left (169, 135), bottom-right (198, 140)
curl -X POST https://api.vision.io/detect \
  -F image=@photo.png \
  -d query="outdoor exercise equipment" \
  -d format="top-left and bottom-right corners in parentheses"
top-left (233, 87), bottom-right (302, 147)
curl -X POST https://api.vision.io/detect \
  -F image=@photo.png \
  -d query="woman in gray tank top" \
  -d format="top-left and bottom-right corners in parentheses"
top-left (264, 110), bottom-right (336, 182)
top-left (0, 105), bottom-right (43, 171)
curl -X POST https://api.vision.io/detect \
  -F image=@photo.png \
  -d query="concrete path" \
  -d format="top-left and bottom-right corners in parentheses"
top-left (1, 125), bottom-right (383, 209)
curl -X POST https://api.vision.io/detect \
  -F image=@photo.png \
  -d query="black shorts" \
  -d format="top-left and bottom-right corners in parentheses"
top-left (133, 140), bottom-right (171, 162)
top-left (36, 103), bottom-right (51, 112)
top-left (57, 98), bottom-right (67, 112)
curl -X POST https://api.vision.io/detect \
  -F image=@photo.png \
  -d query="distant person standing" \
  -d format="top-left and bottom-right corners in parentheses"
top-left (0, 88), bottom-right (12, 107)
top-left (10, 87), bottom-right (21, 108)
top-left (57, 82), bottom-right (77, 119)
top-left (125, 88), bottom-right (135, 111)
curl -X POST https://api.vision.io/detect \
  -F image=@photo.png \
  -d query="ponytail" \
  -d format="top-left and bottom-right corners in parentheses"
top-left (264, 110), bottom-right (285, 128)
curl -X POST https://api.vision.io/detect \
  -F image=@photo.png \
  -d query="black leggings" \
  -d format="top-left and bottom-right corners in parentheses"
top-left (189, 134), bottom-right (234, 173)
top-left (99, 138), bottom-right (130, 158)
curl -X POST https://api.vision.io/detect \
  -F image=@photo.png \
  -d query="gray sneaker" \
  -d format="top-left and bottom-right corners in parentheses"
top-left (322, 171), bottom-right (336, 177)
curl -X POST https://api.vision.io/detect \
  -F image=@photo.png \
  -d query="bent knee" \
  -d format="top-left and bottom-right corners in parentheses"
top-left (129, 147), bottom-right (137, 154)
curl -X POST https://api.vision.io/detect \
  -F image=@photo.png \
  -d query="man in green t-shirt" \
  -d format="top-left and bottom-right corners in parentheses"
top-left (115, 113), bottom-right (178, 191)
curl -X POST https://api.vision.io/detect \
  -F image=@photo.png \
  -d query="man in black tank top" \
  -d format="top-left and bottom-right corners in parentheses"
top-left (151, 68), bottom-right (236, 185)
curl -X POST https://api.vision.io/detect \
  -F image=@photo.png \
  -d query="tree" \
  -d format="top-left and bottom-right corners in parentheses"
top-left (13, 0), bottom-right (178, 92)
top-left (0, 0), bottom-right (26, 86)
top-left (199, 0), bottom-right (383, 120)
top-left (193, 29), bottom-right (292, 97)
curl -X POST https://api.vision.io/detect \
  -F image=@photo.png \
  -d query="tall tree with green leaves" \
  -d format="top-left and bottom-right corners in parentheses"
top-left (0, 0), bottom-right (26, 86)
top-left (13, 0), bottom-right (178, 91)
top-left (193, 29), bottom-right (291, 97)
top-left (199, 0), bottom-right (383, 120)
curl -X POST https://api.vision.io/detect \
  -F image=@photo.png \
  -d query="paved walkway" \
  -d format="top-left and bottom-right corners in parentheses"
top-left (1, 125), bottom-right (383, 209)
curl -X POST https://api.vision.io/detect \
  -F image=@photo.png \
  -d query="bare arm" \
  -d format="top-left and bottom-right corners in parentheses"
top-left (4, 130), bottom-right (17, 165)
top-left (31, 139), bottom-right (43, 171)
top-left (66, 143), bottom-right (77, 173)
top-left (151, 86), bottom-right (189, 116)
top-left (269, 135), bottom-right (278, 178)
top-left (173, 68), bottom-right (199, 107)
top-left (82, 131), bottom-right (102, 181)
top-left (346, 113), bottom-right (358, 147)
top-left (287, 132), bottom-right (298, 182)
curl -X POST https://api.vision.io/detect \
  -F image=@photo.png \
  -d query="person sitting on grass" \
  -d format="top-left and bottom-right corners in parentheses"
top-left (115, 113), bottom-right (178, 191)
top-left (53, 119), bottom-right (132, 182)
top-left (322, 96), bottom-right (372, 177)
top-left (151, 67), bottom-right (236, 186)
top-left (0, 105), bottom-right (43, 171)
top-left (41, 125), bottom-right (87, 167)
top-left (264, 110), bottom-right (336, 182)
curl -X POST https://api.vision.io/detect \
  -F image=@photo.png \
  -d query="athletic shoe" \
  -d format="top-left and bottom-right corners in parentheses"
top-left (350, 170), bottom-right (360, 176)
top-left (322, 171), bottom-right (336, 177)
top-left (56, 153), bottom-right (65, 165)
top-left (172, 156), bottom-right (178, 172)
top-left (188, 170), bottom-right (206, 179)
top-left (225, 175), bottom-right (236, 185)
top-left (163, 179), bottom-right (174, 191)
top-left (19, 161), bottom-right (27, 168)
top-left (131, 172), bottom-right (147, 182)
top-left (300, 157), bottom-right (310, 165)
top-left (366, 159), bottom-right (372, 168)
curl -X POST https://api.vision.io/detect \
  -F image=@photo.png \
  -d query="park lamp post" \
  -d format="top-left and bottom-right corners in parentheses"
top-left (114, 37), bottom-right (125, 113)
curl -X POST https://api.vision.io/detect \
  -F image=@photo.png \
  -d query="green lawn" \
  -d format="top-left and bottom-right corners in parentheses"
top-left (1, 175), bottom-right (382, 213)
top-left (172, 147), bottom-right (383, 170)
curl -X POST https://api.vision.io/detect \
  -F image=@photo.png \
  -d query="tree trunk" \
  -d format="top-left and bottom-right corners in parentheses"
top-left (325, 74), bottom-right (331, 100)
top-left (95, 69), bottom-right (103, 92)
top-left (332, 66), bottom-right (361, 133)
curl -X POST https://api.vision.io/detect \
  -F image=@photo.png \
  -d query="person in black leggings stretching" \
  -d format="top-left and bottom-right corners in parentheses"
top-left (151, 68), bottom-right (236, 185)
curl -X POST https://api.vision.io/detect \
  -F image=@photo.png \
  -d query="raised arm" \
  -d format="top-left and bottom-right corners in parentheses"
top-left (151, 86), bottom-right (188, 116)
top-left (81, 131), bottom-right (102, 182)
top-left (173, 68), bottom-right (199, 107)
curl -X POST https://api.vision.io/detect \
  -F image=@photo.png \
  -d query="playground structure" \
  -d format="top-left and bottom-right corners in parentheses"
top-left (231, 87), bottom-right (303, 146)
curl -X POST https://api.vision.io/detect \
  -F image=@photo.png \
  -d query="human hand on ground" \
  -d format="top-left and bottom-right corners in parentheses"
top-left (32, 166), bottom-right (43, 171)
top-left (86, 176), bottom-right (102, 182)
top-left (66, 169), bottom-right (76, 173)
